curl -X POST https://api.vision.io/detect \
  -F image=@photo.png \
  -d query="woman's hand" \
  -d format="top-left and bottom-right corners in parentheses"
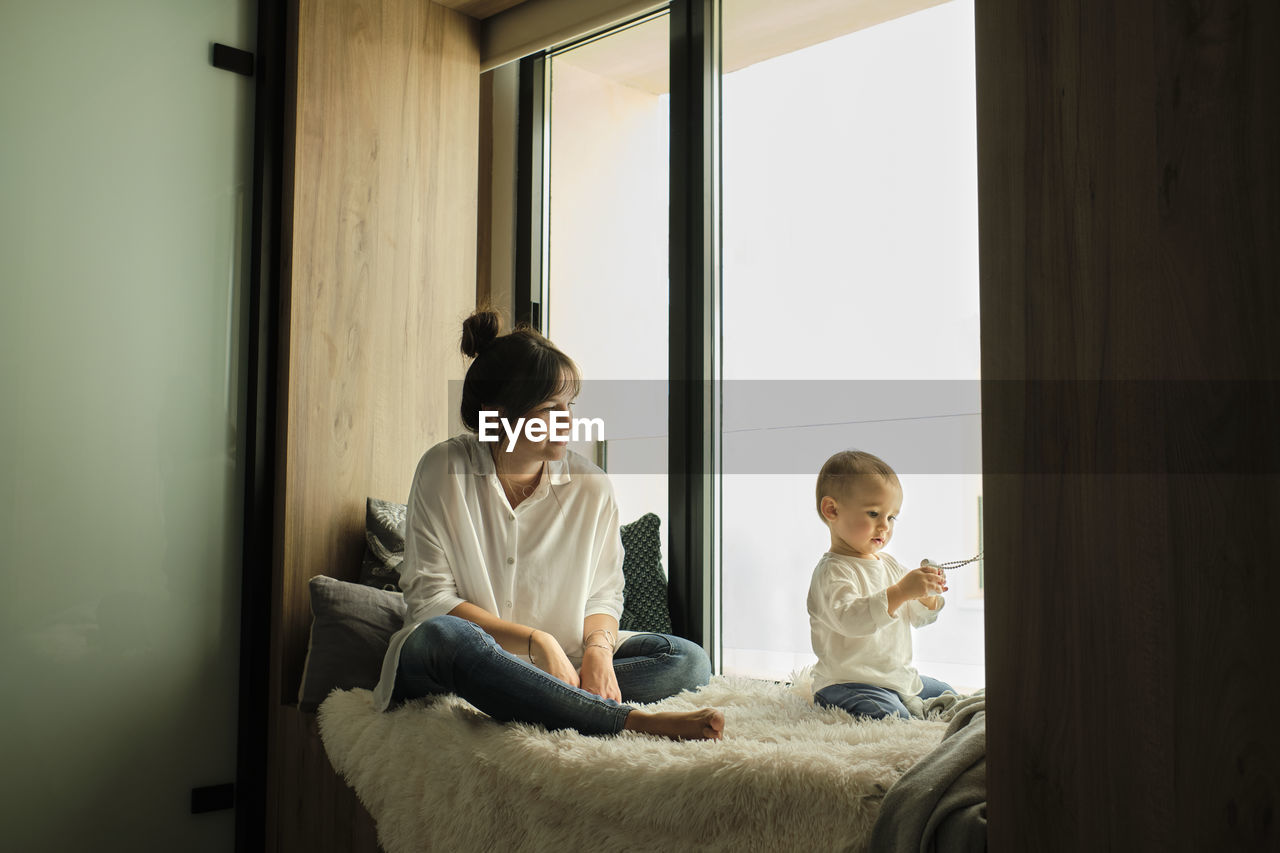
top-left (579, 646), bottom-right (622, 701)
top-left (530, 630), bottom-right (580, 688)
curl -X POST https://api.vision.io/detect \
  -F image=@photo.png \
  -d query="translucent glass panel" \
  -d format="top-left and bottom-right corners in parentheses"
top-left (0, 1), bottom-right (253, 848)
top-left (720, 0), bottom-right (984, 687)
top-left (545, 15), bottom-right (671, 541)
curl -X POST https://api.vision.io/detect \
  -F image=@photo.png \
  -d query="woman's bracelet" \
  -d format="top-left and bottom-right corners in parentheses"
top-left (583, 641), bottom-right (613, 653)
top-left (584, 628), bottom-right (615, 648)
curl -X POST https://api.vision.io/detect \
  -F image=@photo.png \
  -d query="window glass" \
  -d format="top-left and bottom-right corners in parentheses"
top-left (720, 0), bottom-right (984, 688)
top-left (545, 14), bottom-right (672, 550)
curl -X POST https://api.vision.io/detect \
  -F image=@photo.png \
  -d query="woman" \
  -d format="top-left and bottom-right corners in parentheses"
top-left (371, 310), bottom-right (724, 740)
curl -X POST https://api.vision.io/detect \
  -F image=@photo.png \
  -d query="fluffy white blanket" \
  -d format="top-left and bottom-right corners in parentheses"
top-left (318, 675), bottom-right (946, 853)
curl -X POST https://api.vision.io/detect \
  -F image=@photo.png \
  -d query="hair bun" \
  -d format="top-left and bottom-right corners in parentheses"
top-left (460, 310), bottom-right (502, 358)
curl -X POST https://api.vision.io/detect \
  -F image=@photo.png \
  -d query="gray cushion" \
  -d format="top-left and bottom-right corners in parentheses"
top-left (618, 513), bottom-right (672, 634)
top-left (358, 497), bottom-right (407, 591)
top-left (297, 575), bottom-right (407, 711)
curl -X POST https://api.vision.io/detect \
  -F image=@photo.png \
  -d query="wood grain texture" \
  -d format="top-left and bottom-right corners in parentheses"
top-left (978, 1), bottom-right (1280, 850)
top-left (267, 0), bottom-right (480, 849)
top-left (278, 0), bottom-right (478, 705)
top-left (273, 710), bottom-right (383, 852)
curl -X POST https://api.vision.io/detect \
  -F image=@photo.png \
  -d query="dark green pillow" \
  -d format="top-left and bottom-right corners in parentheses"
top-left (618, 513), bottom-right (672, 634)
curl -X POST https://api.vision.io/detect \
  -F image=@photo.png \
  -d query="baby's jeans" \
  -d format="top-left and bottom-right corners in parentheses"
top-left (814, 675), bottom-right (954, 720)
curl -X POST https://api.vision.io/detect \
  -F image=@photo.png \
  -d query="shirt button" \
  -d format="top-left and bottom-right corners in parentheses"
top-left (505, 600), bottom-right (512, 609)
top-left (507, 557), bottom-right (514, 564)
top-left (509, 514), bottom-right (516, 521)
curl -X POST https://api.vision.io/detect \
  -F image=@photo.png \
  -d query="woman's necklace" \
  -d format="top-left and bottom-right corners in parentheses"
top-left (501, 473), bottom-right (538, 499)
top-left (493, 451), bottom-right (542, 503)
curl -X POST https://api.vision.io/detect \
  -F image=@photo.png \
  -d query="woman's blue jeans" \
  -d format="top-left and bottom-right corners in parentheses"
top-left (391, 615), bottom-right (712, 735)
top-left (814, 675), bottom-right (955, 720)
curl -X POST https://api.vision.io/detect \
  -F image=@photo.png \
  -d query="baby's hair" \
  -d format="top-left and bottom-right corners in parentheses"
top-left (814, 450), bottom-right (900, 522)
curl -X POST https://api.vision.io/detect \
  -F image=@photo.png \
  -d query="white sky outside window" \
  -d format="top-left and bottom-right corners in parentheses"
top-left (721, 0), bottom-right (984, 689)
top-left (545, 16), bottom-right (671, 558)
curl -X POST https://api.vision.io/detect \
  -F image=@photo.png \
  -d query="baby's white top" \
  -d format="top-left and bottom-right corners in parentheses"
top-left (806, 551), bottom-right (944, 696)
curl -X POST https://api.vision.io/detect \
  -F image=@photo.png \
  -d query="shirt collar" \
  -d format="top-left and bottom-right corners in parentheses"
top-left (464, 433), bottom-right (572, 486)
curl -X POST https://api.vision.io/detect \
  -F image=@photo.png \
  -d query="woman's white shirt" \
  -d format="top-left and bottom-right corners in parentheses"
top-left (371, 433), bottom-right (625, 711)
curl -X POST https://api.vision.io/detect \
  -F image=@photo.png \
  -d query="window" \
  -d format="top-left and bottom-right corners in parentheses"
top-left (543, 12), bottom-right (672, 545)
top-left (719, 0), bottom-right (984, 688)
top-left (491, 0), bottom-right (983, 688)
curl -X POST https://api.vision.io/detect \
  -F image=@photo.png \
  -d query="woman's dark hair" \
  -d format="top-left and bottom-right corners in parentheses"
top-left (459, 309), bottom-right (581, 432)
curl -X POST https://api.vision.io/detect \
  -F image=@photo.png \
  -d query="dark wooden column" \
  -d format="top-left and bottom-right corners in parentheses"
top-left (977, 1), bottom-right (1280, 849)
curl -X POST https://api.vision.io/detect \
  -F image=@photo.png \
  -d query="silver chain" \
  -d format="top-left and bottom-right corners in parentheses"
top-left (921, 551), bottom-right (984, 571)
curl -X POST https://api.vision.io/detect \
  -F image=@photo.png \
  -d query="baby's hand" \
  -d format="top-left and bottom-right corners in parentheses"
top-left (898, 566), bottom-right (948, 600)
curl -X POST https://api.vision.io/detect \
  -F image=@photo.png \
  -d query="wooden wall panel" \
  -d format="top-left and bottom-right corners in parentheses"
top-left (276, 0), bottom-right (478, 704)
top-left (272, 710), bottom-right (382, 852)
top-left (977, 1), bottom-right (1279, 850)
top-left (268, 0), bottom-right (480, 849)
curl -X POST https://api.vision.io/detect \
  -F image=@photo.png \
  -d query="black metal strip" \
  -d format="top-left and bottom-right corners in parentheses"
top-left (514, 53), bottom-right (546, 331)
top-left (543, 7), bottom-right (672, 61)
top-left (234, 0), bottom-right (285, 847)
top-left (192, 783), bottom-right (237, 814)
top-left (668, 0), bottom-right (718, 663)
top-left (212, 42), bottom-right (255, 77)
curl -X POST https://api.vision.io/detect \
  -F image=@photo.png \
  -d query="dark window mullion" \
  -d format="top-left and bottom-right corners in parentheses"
top-left (668, 0), bottom-right (718, 663)
top-left (235, 0), bottom-right (286, 844)
top-left (514, 53), bottom-right (546, 331)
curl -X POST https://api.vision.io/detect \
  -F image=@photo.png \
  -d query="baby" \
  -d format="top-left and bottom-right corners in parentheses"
top-left (806, 450), bottom-right (953, 719)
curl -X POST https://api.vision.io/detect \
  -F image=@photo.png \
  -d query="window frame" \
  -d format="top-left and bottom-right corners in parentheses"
top-left (506, 0), bottom-right (722, 664)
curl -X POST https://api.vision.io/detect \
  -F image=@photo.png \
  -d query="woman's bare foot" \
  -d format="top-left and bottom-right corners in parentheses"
top-left (623, 708), bottom-right (724, 740)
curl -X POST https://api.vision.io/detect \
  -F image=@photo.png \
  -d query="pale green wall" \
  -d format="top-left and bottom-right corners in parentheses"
top-left (0, 0), bottom-right (253, 849)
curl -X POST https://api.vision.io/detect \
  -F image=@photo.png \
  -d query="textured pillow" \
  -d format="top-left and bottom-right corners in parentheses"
top-left (298, 575), bottom-right (407, 711)
top-left (618, 513), bottom-right (672, 634)
top-left (359, 497), bottom-right (407, 591)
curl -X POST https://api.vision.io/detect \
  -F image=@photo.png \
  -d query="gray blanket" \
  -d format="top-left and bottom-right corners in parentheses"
top-left (869, 692), bottom-right (987, 852)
